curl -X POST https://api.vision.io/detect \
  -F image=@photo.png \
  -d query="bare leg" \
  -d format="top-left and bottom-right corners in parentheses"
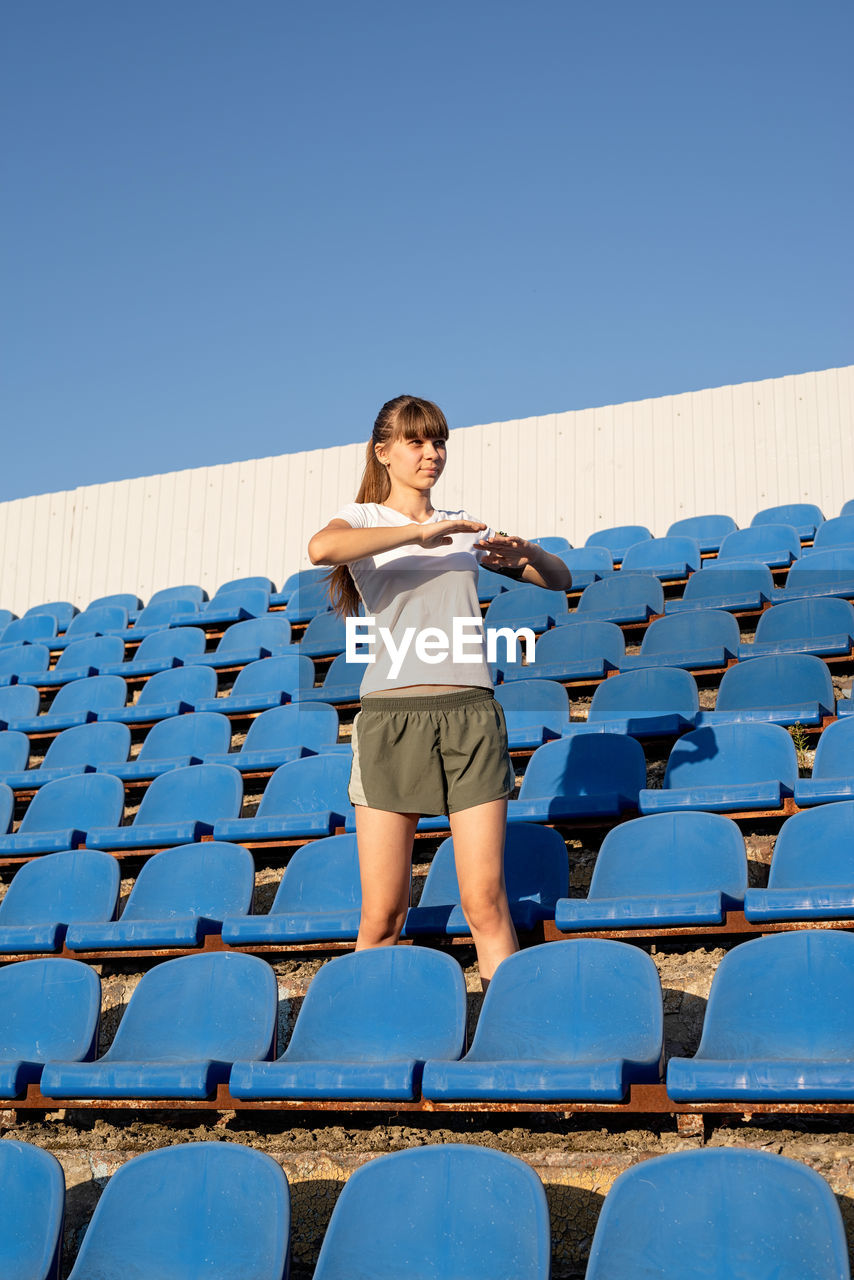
top-left (449, 796), bottom-right (519, 984)
top-left (354, 805), bottom-right (419, 949)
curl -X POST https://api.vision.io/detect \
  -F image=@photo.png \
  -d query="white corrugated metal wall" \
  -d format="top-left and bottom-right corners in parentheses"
top-left (1, 365), bottom-right (851, 616)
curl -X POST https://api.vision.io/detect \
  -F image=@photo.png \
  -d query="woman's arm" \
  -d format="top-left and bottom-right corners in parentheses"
top-left (308, 518), bottom-right (487, 566)
top-left (476, 534), bottom-right (573, 591)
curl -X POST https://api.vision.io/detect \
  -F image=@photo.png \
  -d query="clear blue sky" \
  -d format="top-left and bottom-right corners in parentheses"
top-left (2, 0), bottom-right (851, 502)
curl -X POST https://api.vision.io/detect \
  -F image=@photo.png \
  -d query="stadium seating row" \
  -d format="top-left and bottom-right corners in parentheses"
top-left (5, 1136), bottom-right (848, 1279)
top-left (5, 933), bottom-right (854, 1103)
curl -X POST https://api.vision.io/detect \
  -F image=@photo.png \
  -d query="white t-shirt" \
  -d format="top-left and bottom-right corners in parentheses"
top-left (330, 502), bottom-right (495, 696)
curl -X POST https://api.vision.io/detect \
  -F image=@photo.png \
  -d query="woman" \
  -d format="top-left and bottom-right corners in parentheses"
top-left (308, 395), bottom-right (571, 989)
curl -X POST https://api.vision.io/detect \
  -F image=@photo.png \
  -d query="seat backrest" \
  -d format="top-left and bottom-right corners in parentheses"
top-left (684, 562), bottom-right (774, 600)
top-left (0, 615), bottom-right (59, 645)
top-left (19, 773), bottom-right (126, 835)
top-left (666, 514), bottom-right (738, 546)
top-left (48, 674), bottom-right (127, 716)
top-left (300, 610), bottom-right (348, 653)
top-left (271, 833), bottom-right (361, 914)
top-left (718, 524), bottom-right (801, 563)
top-left (585, 1147), bottom-right (849, 1279)
top-left (41, 721), bottom-right (131, 771)
top-left (216, 615), bottom-right (292, 653)
top-left (485, 586), bottom-right (569, 625)
top-left (785, 547), bottom-right (854, 587)
top-left (0, 684), bottom-right (41, 724)
top-left (204, 586), bottom-right (269, 616)
top-left (589, 667), bottom-right (699, 719)
top-left (284, 579), bottom-right (331, 615)
top-left (320, 651), bottom-right (367, 688)
top-left (134, 597), bottom-right (199, 629)
top-left (0, 1139), bottom-right (65, 1280)
top-left (137, 711), bottom-right (233, 761)
top-left (767, 802), bottom-right (854, 887)
top-left (533, 621), bottom-right (625, 668)
top-left (420, 823), bottom-right (569, 914)
top-left (25, 600), bottom-right (78, 631)
top-left (639, 609), bottom-right (740, 655)
top-left (102, 952), bottom-right (276, 1064)
top-left (589, 811), bottom-right (746, 903)
top-left (67, 1142), bottom-right (290, 1280)
top-left (560, 546), bottom-right (614, 574)
top-left (215, 576), bottom-right (276, 596)
top-left (88, 593), bottom-right (143, 613)
top-left (146, 584), bottom-right (208, 608)
top-left (258, 754), bottom-right (352, 818)
top-left (243, 703), bottom-right (340, 754)
top-left (468, 940), bottom-right (662, 1067)
top-left (134, 763), bottom-right (242, 826)
top-left (313, 1144), bottom-right (550, 1280)
top-left (120, 842), bottom-right (254, 922)
top-left (495, 679), bottom-right (570, 724)
top-left (64, 605), bottom-right (128, 639)
top-left (812, 515), bottom-right (854, 551)
top-left (0, 783), bottom-right (13, 835)
top-left (696, 930), bottom-right (854, 1060)
top-left (135, 664), bottom-right (218, 706)
top-left (0, 642), bottom-right (51, 680)
top-left (621, 536), bottom-right (701, 574)
top-left (530, 535), bottom-right (572, 554)
top-left (0, 958), bottom-right (101, 1062)
top-left (662, 723), bottom-right (798, 790)
top-left (753, 597), bottom-right (854, 643)
top-left (519, 734), bottom-right (647, 802)
top-left (283, 946), bottom-right (466, 1064)
top-left (575, 574), bottom-right (664, 616)
top-left (714, 653), bottom-right (834, 712)
top-left (752, 502), bottom-right (824, 537)
top-left (0, 730), bottom-right (29, 773)
top-left (584, 525), bottom-right (652, 559)
top-left (0, 850), bottom-right (120, 928)
top-left (55, 635), bottom-right (126, 670)
top-left (230, 654), bottom-right (315, 697)
top-left (811, 721), bottom-right (854, 781)
top-left (132, 626), bottom-right (207, 663)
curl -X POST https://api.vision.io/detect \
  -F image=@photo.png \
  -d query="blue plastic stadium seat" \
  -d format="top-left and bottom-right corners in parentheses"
top-left (667, 930), bottom-right (854, 1100)
top-left (144, 584), bottom-right (209, 609)
top-left (0, 730), bottom-right (29, 774)
top-left (98, 711), bottom-right (232, 782)
top-left (312, 1144), bottom-right (550, 1280)
top-left (422, 939), bottom-right (662, 1101)
top-left (497, 620), bottom-right (624, 683)
top-left (0, 615), bottom-right (60, 647)
top-left (216, 575), bottom-right (277, 595)
top-left (740, 598), bottom-right (854, 661)
top-left (752, 501), bottom-right (825, 542)
top-left (25, 600), bottom-right (78, 632)
top-left (0, 773), bottom-right (125, 855)
top-left (194, 654), bottom-right (315, 713)
top-left (0, 643), bottom-right (52, 687)
top-left (222, 832), bottom-right (362, 944)
top-left (585, 525), bottom-right (652, 563)
top-left (41, 951), bottom-right (276, 1099)
top-left (839, 693), bottom-right (854, 717)
top-left (556, 546), bottom-right (614, 589)
top-left (560, 667), bottom-right (699, 739)
top-left (812, 515), bottom-right (854, 553)
top-left (99, 626), bottom-right (206, 677)
top-left (230, 946), bottom-right (465, 1100)
top-left (585, 1148), bottom-right (849, 1280)
top-left (88, 592), bottom-right (143, 614)
top-left (530, 535), bottom-right (572, 554)
top-left (213, 754), bottom-right (352, 841)
top-left (745, 802), bottom-right (854, 921)
top-left (665, 561), bottom-right (774, 614)
top-left (203, 702), bottom-right (341, 772)
top-left (66, 841), bottom-right (254, 949)
top-left (555, 811), bottom-right (746, 931)
top-left (170, 585), bottom-right (271, 627)
top-left (98, 664), bottom-right (218, 724)
top-left (186, 615), bottom-right (293, 668)
top-left (283, 580), bottom-right (333, 624)
top-left (297, 651), bottom-right (365, 704)
top-left (405, 822), bottom-right (569, 936)
top-left (639, 723), bottom-right (798, 815)
top-left (50, 605), bottom-right (128, 651)
top-left (620, 535), bottom-right (702, 581)
top-left (33, 635), bottom-right (127, 687)
top-left (0, 607), bottom-right (17, 631)
top-left (666, 513), bottom-right (738, 554)
top-left (5, 675), bottom-right (128, 733)
top-left (620, 610), bottom-right (740, 671)
top-left (568, 573), bottom-right (664, 625)
top-left (795, 720), bottom-right (854, 805)
top-left (119, 597), bottom-right (200, 639)
top-left (694, 653), bottom-right (835, 729)
top-left (843, 499), bottom-right (854, 518)
top-left (1, 721), bottom-right (130, 789)
top-left (494, 680), bottom-right (569, 747)
top-left (0, 684), bottom-right (41, 730)
top-left (0, 1139), bottom-right (66, 1280)
top-left (66, 1142), bottom-right (290, 1280)
top-left (0, 958), bottom-right (101, 1096)
top-left (0, 849), bottom-right (120, 952)
top-left (484, 585), bottom-right (570, 635)
top-left (86, 763), bottom-right (242, 850)
top-left (0, 782), bottom-right (12, 836)
top-left (273, 567), bottom-right (326, 608)
top-left (718, 523), bottom-right (802, 568)
top-left (297, 610), bottom-right (351, 657)
top-left (507, 733), bottom-right (646, 822)
top-left (774, 548), bottom-right (854, 602)
top-left (476, 566), bottom-right (512, 602)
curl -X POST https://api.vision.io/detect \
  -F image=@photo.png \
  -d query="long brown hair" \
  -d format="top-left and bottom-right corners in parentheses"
top-left (326, 395), bottom-right (450, 617)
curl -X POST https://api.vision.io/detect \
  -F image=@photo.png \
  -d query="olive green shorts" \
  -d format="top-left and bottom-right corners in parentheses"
top-left (348, 686), bottom-right (516, 817)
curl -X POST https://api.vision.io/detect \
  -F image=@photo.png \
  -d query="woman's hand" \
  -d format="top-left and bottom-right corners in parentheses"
top-left (417, 519), bottom-right (487, 548)
top-left (474, 532), bottom-right (537, 573)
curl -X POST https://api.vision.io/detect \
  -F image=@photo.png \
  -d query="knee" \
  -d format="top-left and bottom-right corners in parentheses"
top-left (358, 903), bottom-right (407, 945)
top-left (459, 885), bottom-right (508, 936)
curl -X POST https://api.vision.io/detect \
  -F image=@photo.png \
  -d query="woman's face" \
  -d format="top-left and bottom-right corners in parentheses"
top-left (379, 433), bottom-right (447, 490)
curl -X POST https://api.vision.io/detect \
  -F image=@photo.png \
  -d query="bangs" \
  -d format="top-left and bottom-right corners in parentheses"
top-left (393, 397), bottom-right (449, 442)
